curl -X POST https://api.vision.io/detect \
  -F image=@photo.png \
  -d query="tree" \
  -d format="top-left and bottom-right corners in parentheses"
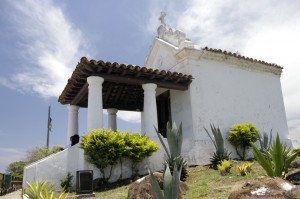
top-left (6, 146), bottom-right (63, 178)
top-left (228, 123), bottom-right (259, 160)
top-left (25, 146), bottom-right (63, 163)
top-left (6, 161), bottom-right (27, 177)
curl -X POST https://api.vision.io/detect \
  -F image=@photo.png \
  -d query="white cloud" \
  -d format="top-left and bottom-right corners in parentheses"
top-left (288, 119), bottom-right (300, 147)
top-left (118, 111), bottom-right (141, 123)
top-left (0, 77), bottom-right (18, 91)
top-left (1, 0), bottom-right (88, 98)
top-left (174, 0), bottom-right (255, 50)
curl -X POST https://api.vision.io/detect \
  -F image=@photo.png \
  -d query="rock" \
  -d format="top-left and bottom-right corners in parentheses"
top-left (228, 176), bottom-right (300, 199)
top-left (286, 170), bottom-right (300, 185)
top-left (127, 172), bottom-right (188, 199)
top-left (291, 156), bottom-right (300, 168)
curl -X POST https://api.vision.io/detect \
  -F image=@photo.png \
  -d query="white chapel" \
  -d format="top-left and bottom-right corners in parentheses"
top-left (23, 13), bottom-right (290, 188)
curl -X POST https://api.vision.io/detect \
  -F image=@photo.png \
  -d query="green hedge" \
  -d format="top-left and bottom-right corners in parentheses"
top-left (80, 129), bottom-right (159, 181)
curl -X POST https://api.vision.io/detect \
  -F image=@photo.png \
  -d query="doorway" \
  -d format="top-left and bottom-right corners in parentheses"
top-left (156, 90), bottom-right (172, 137)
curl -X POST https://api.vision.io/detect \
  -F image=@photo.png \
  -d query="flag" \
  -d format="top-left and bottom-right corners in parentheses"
top-left (48, 106), bottom-right (52, 132)
top-left (49, 116), bottom-right (52, 132)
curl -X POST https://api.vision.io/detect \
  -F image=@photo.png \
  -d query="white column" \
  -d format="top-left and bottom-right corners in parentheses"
top-left (142, 83), bottom-right (158, 137)
top-left (107, 108), bottom-right (118, 131)
top-left (87, 76), bottom-right (104, 132)
top-left (141, 111), bottom-right (145, 135)
top-left (67, 105), bottom-right (79, 144)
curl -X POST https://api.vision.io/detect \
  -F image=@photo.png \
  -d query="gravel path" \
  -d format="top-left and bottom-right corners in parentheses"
top-left (0, 190), bottom-right (22, 199)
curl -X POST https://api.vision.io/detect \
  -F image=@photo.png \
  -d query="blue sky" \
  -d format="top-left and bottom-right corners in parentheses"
top-left (1, 0), bottom-right (300, 172)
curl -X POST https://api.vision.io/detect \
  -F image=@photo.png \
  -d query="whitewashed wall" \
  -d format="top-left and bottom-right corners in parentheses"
top-left (23, 139), bottom-right (166, 190)
top-left (186, 58), bottom-right (288, 139)
top-left (23, 147), bottom-right (71, 190)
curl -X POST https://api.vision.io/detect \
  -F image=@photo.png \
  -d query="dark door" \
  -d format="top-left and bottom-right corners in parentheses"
top-left (156, 90), bottom-right (172, 137)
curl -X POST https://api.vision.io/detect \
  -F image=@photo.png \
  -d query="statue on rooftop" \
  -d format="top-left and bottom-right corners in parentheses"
top-left (157, 12), bottom-right (190, 48)
top-left (159, 12), bottom-right (166, 25)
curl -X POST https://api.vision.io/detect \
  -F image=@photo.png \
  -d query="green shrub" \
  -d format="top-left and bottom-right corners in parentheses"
top-left (204, 124), bottom-right (231, 169)
top-left (122, 133), bottom-right (159, 172)
top-left (237, 164), bottom-right (247, 176)
top-left (60, 172), bottom-right (73, 192)
top-left (24, 181), bottom-right (68, 199)
top-left (244, 162), bottom-right (254, 172)
top-left (217, 159), bottom-right (232, 176)
top-left (80, 129), bottom-right (158, 182)
top-left (228, 123), bottom-right (259, 160)
top-left (237, 162), bottom-right (254, 176)
top-left (251, 133), bottom-right (298, 178)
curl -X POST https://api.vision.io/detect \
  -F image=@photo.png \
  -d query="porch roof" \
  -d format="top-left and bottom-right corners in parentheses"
top-left (58, 57), bottom-right (193, 111)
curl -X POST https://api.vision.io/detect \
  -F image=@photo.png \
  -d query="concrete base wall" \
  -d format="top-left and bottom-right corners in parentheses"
top-left (23, 137), bottom-right (167, 191)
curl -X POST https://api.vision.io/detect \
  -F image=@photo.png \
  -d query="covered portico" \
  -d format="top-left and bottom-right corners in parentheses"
top-left (58, 57), bottom-right (192, 144)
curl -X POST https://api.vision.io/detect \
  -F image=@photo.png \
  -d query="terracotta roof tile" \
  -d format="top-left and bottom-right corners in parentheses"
top-left (202, 46), bottom-right (282, 69)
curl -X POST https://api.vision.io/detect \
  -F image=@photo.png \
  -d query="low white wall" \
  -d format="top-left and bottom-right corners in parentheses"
top-left (23, 137), bottom-right (167, 190)
top-left (23, 148), bottom-right (70, 190)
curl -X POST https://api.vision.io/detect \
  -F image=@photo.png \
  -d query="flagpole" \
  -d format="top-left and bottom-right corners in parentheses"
top-left (46, 105), bottom-right (50, 149)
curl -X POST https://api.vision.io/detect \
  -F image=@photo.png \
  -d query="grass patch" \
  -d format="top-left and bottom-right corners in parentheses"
top-left (79, 161), bottom-right (268, 199)
top-left (184, 161), bottom-right (265, 198)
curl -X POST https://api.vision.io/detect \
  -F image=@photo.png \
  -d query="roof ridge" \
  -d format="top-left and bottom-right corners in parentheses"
top-left (201, 46), bottom-right (282, 69)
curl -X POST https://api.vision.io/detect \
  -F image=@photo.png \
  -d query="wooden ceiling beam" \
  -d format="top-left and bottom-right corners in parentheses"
top-left (104, 83), bottom-right (114, 102)
top-left (71, 83), bottom-right (88, 105)
top-left (99, 74), bottom-right (189, 91)
top-left (107, 67), bottom-right (113, 74)
top-left (121, 70), bottom-right (127, 76)
top-left (113, 84), bottom-right (125, 104)
top-left (135, 72), bottom-right (141, 77)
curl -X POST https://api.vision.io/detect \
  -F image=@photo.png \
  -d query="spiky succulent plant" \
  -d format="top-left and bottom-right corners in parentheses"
top-left (149, 163), bottom-right (182, 199)
top-left (204, 124), bottom-right (231, 169)
top-left (155, 122), bottom-right (188, 181)
top-left (258, 129), bottom-right (273, 153)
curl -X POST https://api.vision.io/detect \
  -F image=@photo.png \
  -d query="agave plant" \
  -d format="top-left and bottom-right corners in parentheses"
top-left (24, 181), bottom-right (68, 199)
top-left (204, 124), bottom-right (231, 169)
top-left (257, 129), bottom-right (273, 153)
top-left (149, 163), bottom-right (182, 199)
top-left (251, 133), bottom-right (298, 178)
top-left (155, 122), bottom-right (188, 181)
